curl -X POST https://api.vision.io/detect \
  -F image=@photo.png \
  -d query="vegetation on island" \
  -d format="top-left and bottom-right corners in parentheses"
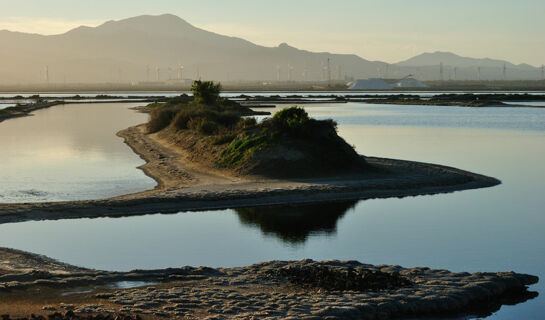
top-left (147, 80), bottom-right (368, 177)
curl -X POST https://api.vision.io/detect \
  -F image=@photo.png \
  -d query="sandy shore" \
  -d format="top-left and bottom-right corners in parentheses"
top-left (0, 123), bottom-right (500, 224)
top-left (0, 248), bottom-right (538, 319)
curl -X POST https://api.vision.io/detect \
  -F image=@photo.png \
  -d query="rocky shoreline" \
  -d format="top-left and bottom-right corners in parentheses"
top-left (0, 248), bottom-right (538, 319)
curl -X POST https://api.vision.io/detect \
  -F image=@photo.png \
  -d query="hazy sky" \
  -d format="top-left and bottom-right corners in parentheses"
top-left (0, 0), bottom-right (543, 66)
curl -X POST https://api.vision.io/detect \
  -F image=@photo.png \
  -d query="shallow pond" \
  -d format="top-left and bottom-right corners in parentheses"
top-left (0, 101), bottom-right (544, 319)
top-left (0, 102), bottom-right (156, 202)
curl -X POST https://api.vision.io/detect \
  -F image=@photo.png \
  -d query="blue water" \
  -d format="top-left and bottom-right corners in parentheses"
top-left (0, 101), bottom-right (544, 318)
top-left (0, 102), bottom-right (156, 202)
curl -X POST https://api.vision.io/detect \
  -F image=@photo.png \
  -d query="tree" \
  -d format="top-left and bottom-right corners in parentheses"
top-left (191, 80), bottom-right (221, 105)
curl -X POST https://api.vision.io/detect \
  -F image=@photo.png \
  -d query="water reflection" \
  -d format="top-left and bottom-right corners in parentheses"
top-left (0, 102), bottom-right (156, 202)
top-left (235, 201), bottom-right (357, 244)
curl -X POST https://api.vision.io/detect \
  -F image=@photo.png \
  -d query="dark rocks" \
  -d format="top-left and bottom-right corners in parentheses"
top-left (0, 259), bottom-right (539, 320)
top-left (270, 264), bottom-right (412, 291)
top-left (0, 313), bottom-right (140, 320)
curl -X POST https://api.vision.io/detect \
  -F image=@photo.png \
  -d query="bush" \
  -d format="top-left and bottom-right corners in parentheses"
top-left (268, 106), bottom-right (309, 133)
top-left (211, 132), bottom-right (237, 145)
top-left (218, 134), bottom-right (269, 167)
top-left (188, 118), bottom-right (218, 135)
top-left (191, 80), bottom-right (221, 105)
top-left (166, 94), bottom-right (192, 106)
top-left (237, 117), bottom-right (257, 130)
top-left (147, 105), bottom-right (180, 133)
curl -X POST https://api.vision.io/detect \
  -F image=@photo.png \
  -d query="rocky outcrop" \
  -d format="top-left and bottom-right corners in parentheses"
top-left (0, 254), bottom-right (538, 320)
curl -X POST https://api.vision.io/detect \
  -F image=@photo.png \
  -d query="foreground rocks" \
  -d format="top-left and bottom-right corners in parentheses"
top-left (0, 251), bottom-right (538, 320)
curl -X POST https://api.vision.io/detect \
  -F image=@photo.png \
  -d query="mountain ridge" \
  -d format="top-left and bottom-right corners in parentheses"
top-left (396, 51), bottom-right (537, 69)
top-left (0, 14), bottom-right (541, 84)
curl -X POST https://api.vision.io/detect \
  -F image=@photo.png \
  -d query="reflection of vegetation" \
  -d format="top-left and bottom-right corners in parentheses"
top-left (235, 201), bottom-right (357, 244)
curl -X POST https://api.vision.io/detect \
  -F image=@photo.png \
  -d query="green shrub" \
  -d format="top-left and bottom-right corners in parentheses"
top-left (218, 134), bottom-right (270, 167)
top-left (210, 132), bottom-right (237, 145)
top-left (191, 80), bottom-right (221, 105)
top-left (188, 118), bottom-right (218, 135)
top-left (147, 105), bottom-right (180, 133)
top-left (237, 117), bottom-right (257, 130)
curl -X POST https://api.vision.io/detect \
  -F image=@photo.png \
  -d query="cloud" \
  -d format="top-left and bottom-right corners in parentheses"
top-left (0, 17), bottom-right (102, 35)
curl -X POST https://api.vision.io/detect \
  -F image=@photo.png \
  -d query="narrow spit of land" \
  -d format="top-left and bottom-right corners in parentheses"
top-left (0, 98), bottom-right (166, 123)
top-left (235, 93), bottom-right (545, 108)
top-left (0, 120), bottom-right (500, 224)
top-left (0, 248), bottom-right (539, 320)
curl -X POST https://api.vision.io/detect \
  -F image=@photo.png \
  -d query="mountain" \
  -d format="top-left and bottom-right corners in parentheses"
top-left (398, 51), bottom-right (526, 68)
top-left (0, 14), bottom-right (387, 84)
top-left (394, 51), bottom-right (542, 81)
top-left (0, 15), bottom-right (541, 85)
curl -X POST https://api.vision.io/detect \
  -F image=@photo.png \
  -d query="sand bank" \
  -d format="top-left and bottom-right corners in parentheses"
top-left (0, 123), bottom-right (500, 223)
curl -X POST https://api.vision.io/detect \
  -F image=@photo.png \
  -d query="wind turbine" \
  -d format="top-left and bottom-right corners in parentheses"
top-left (178, 65), bottom-right (184, 80)
top-left (288, 63), bottom-right (294, 81)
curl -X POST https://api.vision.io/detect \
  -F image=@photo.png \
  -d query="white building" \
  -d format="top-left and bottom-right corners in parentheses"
top-left (347, 78), bottom-right (393, 90)
top-left (392, 77), bottom-right (427, 88)
top-left (348, 77), bottom-right (427, 90)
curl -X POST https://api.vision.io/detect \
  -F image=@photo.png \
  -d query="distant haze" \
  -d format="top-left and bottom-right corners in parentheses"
top-left (0, 14), bottom-right (542, 84)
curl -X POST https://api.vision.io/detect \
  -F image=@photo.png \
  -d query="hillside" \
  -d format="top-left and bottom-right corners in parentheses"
top-left (0, 14), bottom-right (385, 84)
top-left (396, 51), bottom-right (535, 69)
top-left (394, 51), bottom-right (542, 80)
top-left (0, 15), bottom-right (541, 84)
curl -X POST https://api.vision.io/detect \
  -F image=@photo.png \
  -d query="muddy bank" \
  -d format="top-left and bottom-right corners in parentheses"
top-left (0, 101), bottom-right (64, 123)
top-left (0, 248), bottom-right (538, 319)
top-left (0, 99), bottom-right (161, 124)
top-left (0, 123), bottom-right (500, 224)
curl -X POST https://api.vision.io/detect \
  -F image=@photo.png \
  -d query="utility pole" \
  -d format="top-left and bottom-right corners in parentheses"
top-left (454, 67), bottom-right (457, 80)
top-left (503, 63), bottom-right (507, 80)
top-left (439, 62), bottom-right (444, 81)
top-left (327, 58), bottom-right (331, 87)
top-left (276, 65), bottom-right (281, 81)
top-left (178, 65), bottom-right (184, 80)
top-left (288, 63), bottom-right (294, 81)
top-left (477, 67), bottom-right (481, 81)
top-left (45, 66), bottom-right (49, 83)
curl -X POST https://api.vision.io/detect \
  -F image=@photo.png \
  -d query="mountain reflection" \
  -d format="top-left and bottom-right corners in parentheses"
top-left (234, 201), bottom-right (357, 244)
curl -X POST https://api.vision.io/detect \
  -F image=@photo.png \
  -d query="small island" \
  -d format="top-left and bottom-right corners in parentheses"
top-left (145, 80), bottom-right (369, 178)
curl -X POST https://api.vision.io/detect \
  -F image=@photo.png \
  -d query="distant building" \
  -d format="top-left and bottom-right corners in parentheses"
top-left (348, 77), bottom-right (427, 90)
top-left (389, 77), bottom-right (428, 88)
top-left (347, 78), bottom-right (393, 90)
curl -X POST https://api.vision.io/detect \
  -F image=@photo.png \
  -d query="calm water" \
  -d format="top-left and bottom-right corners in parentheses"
top-left (0, 103), bottom-right (16, 110)
top-left (0, 102), bottom-right (156, 202)
top-left (0, 101), bottom-right (544, 318)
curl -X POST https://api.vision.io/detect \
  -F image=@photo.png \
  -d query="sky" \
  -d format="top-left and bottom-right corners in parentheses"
top-left (0, 0), bottom-right (543, 66)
